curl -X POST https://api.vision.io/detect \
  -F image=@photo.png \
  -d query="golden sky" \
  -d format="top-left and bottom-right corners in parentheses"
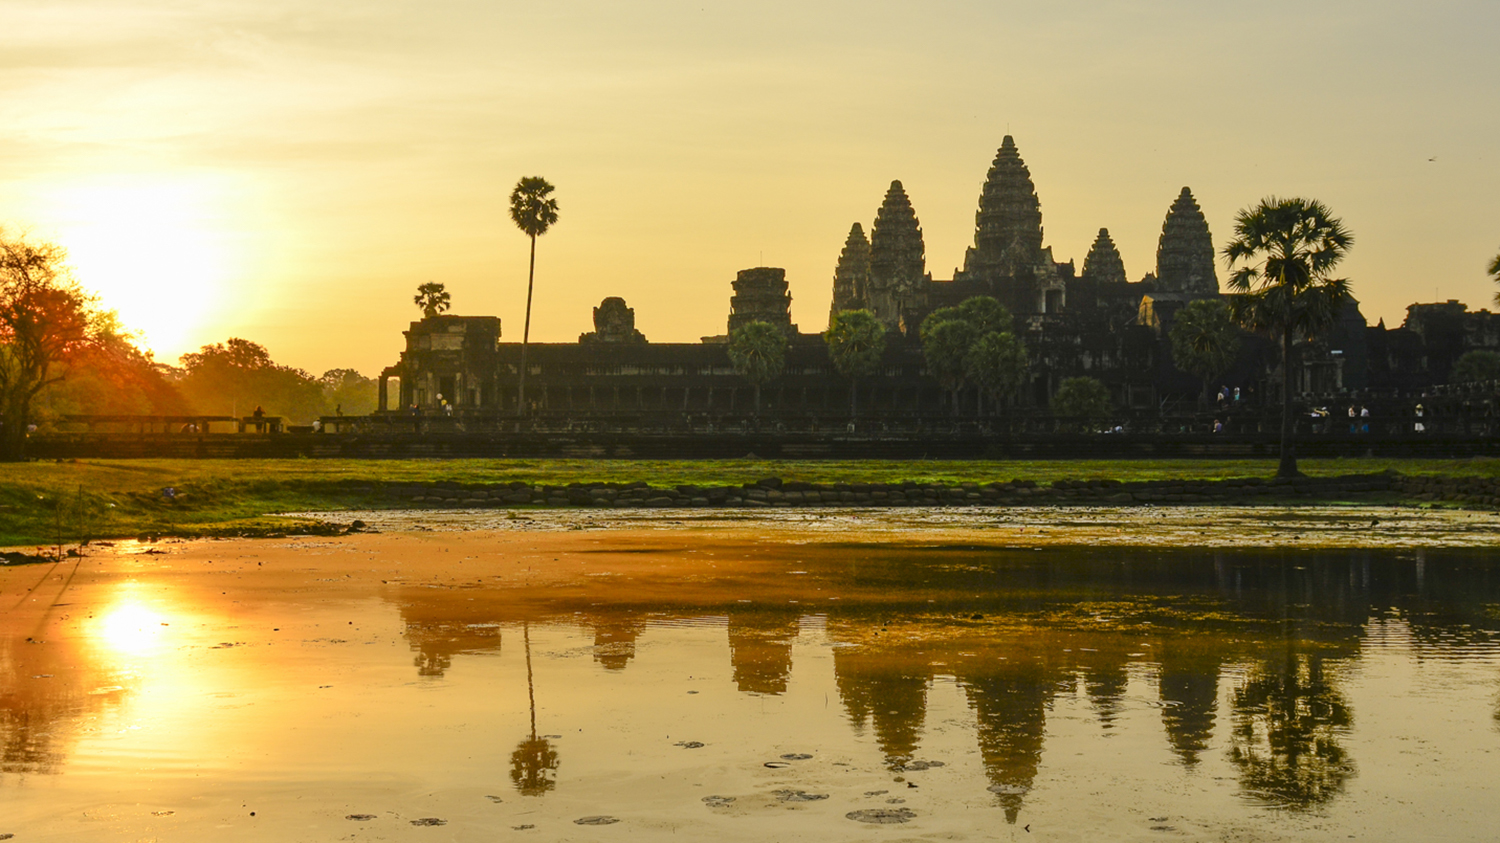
top-left (4, 0), bottom-right (1497, 376)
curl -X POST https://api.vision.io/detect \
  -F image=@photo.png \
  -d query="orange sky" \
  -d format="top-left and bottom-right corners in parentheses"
top-left (4, 0), bottom-right (1498, 376)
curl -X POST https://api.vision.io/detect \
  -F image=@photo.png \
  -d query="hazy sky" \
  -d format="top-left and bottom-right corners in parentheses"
top-left (4, 0), bottom-right (1497, 376)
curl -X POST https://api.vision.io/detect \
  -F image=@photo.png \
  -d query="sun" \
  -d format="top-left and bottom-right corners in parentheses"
top-left (42, 174), bottom-right (251, 360)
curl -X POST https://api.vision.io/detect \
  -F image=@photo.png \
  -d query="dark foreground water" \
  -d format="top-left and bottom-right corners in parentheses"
top-left (3, 533), bottom-right (1500, 841)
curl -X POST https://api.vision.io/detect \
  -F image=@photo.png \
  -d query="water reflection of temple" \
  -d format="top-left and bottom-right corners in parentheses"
top-left (956, 648), bottom-right (1058, 824)
top-left (1156, 640), bottom-right (1221, 766)
top-left (727, 607), bottom-right (799, 694)
top-left (382, 547), bottom-right (1500, 818)
top-left (591, 616), bottom-right (646, 671)
top-left (833, 643), bottom-right (932, 766)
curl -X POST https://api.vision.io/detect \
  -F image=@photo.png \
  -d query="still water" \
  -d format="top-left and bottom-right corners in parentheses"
top-left (3, 527), bottom-right (1500, 841)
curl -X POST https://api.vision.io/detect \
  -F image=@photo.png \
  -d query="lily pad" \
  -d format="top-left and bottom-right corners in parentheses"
top-left (345, 814), bottom-right (377, 821)
top-left (410, 817), bottom-right (446, 826)
top-left (702, 795), bottom-right (736, 807)
top-left (847, 808), bottom-right (916, 824)
top-left (779, 752), bottom-right (813, 761)
top-left (574, 816), bottom-right (620, 825)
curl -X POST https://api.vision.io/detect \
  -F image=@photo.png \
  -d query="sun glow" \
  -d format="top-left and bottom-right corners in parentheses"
top-left (43, 174), bottom-right (252, 359)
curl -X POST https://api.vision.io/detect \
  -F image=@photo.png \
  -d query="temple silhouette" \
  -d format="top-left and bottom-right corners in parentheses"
top-left (377, 136), bottom-right (1500, 433)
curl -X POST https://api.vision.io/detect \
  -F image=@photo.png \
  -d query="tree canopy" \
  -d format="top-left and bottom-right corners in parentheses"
top-left (177, 338), bottom-right (325, 423)
top-left (414, 282), bottom-right (451, 318)
top-left (1223, 197), bottom-right (1353, 477)
top-left (920, 296), bottom-right (1024, 415)
top-left (728, 321), bottom-right (787, 414)
top-left (824, 309), bottom-right (887, 415)
top-left (1051, 376), bottom-right (1113, 429)
top-left (0, 234), bottom-right (109, 460)
top-left (509, 177), bottom-right (560, 239)
top-left (965, 330), bottom-right (1029, 411)
top-left (36, 321), bottom-right (189, 423)
top-left (1450, 350), bottom-right (1500, 385)
top-left (318, 368), bottom-right (379, 416)
top-left (1168, 298), bottom-right (1242, 404)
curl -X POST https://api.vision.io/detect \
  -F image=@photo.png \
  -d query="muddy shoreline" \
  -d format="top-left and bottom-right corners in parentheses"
top-left (375, 470), bottom-right (1500, 510)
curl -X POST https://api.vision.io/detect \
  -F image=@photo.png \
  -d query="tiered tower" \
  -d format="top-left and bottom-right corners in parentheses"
top-left (867, 181), bottom-right (928, 328)
top-left (727, 267), bottom-right (797, 336)
top-left (1154, 188), bottom-right (1218, 297)
top-left (962, 135), bottom-right (1045, 279)
top-left (1080, 228), bottom-right (1127, 285)
top-left (829, 223), bottom-right (871, 321)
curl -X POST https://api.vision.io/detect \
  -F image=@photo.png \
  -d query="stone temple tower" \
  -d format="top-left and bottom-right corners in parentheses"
top-left (727, 267), bottom-right (797, 336)
top-left (829, 222), bottom-right (871, 322)
top-left (962, 135), bottom-right (1045, 279)
top-left (1081, 228), bottom-right (1127, 286)
top-left (866, 180), bottom-right (928, 328)
top-left (1154, 187), bottom-right (1218, 297)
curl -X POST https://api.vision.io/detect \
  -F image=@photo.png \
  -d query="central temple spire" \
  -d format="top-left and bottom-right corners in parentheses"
top-left (867, 180), bottom-right (927, 328)
top-left (963, 135), bottom-right (1044, 277)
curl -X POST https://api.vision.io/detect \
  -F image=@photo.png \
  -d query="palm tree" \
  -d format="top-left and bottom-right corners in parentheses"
top-left (413, 282), bottom-right (450, 318)
top-left (1489, 249), bottom-right (1500, 307)
top-left (1222, 197), bottom-right (1353, 478)
top-left (727, 321), bottom-right (787, 415)
top-left (824, 309), bottom-right (887, 415)
top-left (509, 177), bottom-right (560, 414)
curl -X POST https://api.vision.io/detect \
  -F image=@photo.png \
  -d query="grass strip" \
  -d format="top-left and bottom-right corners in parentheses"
top-left (2, 456), bottom-right (1495, 548)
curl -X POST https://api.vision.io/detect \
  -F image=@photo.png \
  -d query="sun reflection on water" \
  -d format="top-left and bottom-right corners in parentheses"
top-left (92, 598), bottom-right (170, 658)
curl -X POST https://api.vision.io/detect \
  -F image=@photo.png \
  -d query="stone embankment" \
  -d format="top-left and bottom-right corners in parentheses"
top-left (371, 471), bottom-right (1481, 509)
top-left (1391, 474), bottom-right (1500, 506)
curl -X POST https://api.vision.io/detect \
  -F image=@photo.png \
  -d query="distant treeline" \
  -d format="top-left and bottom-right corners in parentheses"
top-left (35, 335), bottom-right (376, 426)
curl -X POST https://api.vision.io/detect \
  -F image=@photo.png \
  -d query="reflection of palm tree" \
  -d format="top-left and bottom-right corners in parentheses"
top-left (510, 623), bottom-right (559, 795)
top-left (1229, 646), bottom-right (1353, 808)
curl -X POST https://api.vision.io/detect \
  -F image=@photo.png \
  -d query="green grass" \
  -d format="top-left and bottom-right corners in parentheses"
top-left (2, 455), bottom-right (1494, 548)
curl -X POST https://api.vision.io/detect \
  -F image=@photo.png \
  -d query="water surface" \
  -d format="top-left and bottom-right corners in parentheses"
top-left (3, 524), bottom-right (1499, 841)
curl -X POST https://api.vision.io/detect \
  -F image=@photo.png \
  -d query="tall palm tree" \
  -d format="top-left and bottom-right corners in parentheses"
top-left (509, 177), bottom-right (559, 415)
top-left (1222, 197), bottom-right (1353, 478)
top-left (727, 321), bottom-right (787, 415)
